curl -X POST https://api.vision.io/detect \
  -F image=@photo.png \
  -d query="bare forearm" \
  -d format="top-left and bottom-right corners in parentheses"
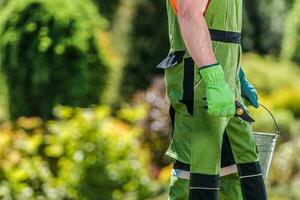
top-left (178, 0), bottom-right (216, 67)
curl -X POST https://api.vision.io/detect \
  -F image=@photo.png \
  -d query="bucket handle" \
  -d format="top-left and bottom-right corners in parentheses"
top-left (259, 103), bottom-right (280, 135)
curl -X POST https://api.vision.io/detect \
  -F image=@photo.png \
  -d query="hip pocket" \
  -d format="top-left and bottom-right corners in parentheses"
top-left (157, 51), bottom-right (195, 117)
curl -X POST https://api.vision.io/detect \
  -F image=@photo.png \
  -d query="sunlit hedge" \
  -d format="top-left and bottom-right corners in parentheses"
top-left (242, 53), bottom-right (300, 135)
top-left (0, 106), bottom-right (156, 200)
top-left (0, 0), bottom-right (109, 120)
top-left (241, 53), bottom-right (300, 198)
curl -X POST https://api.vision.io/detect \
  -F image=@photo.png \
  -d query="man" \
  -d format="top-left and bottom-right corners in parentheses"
top-left (157, 0), bottom-right (267, 199)
top-left (166, 68), bottom-right (261, 200)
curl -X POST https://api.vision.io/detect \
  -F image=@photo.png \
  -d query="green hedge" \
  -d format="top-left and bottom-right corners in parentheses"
top-left (111, 0), bottom-right (169, 99)
top-left (281, 0), bottom-right (300, 64)
top-left (0, 105), bottom-right (156, 200)
top-left (242, 0), bottom-right (288, 54)
top-left (92, 0), bottom-right (121, 22)
top-left (241, 53), bottom-right (300, 139)
top-left (0, 0), bottom-right (109, 120)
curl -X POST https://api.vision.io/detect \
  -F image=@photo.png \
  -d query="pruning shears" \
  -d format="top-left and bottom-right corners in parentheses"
top-left (235, 100), bottom-right (255, 123)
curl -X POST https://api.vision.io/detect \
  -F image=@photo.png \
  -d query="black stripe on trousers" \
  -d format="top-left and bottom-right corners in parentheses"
top-left (189, 173), bottom-right (220, 200)
top-left (174, 160), bottom-right (190, 171)
top-left (169, 105), bottom-right (175, 138)
top-left (221, 131), bottom-right (236, 167)
top-left (180, 57), bottom-right (194, 116)
top-left (237, 162), bottom-right (268, 200)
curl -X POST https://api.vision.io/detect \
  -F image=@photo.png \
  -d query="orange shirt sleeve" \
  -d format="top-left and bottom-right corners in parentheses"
top-left (169, 0), bottom-right (211, 16)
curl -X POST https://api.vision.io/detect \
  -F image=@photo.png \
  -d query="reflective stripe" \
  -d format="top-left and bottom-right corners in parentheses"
top-left (171, 169), bottom-right (190, 180)
top-left (190, 187), bottom-right (220, 191)
top-left (220, 164), bottom-right (238, 177)
top-left (172, 165), bottom-right (238, 180)
top-left (240, 173), bottom-right (263, 179)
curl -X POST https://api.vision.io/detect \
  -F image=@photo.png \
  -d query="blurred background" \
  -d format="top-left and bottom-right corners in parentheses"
top-left (0, 0), bottom-right (299, 199)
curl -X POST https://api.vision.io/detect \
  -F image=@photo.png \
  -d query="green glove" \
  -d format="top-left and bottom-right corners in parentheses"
top-left (198, 63), bottom-right (236, 117)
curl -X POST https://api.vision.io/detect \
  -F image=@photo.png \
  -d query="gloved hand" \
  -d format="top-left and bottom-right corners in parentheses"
top-left (239, 67), bottom-right (259, 108)
top-left (199, 63), bottom-right (236, 117)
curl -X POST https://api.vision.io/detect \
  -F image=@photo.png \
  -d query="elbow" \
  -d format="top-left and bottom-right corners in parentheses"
top-left (178, 8), bottom-right (203, 24)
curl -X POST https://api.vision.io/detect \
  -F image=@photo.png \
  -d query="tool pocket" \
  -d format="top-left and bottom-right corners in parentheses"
top-left (157, 51), bottom-right (194, 117)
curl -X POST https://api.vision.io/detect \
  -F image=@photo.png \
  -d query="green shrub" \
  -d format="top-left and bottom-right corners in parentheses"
top-left (0, 0), bottom-right (109, 120)
top-left (92, 0), bottom-right (121, 22)
top-left (0, 0), bottom-right (7, 9)
top-left (242, 0), bottom-right (288, 54)
top-left (281, 0), bottom-right (300, 64)
top-left (0, 105), bottom-right (156, 200)
top-left (242, 53), bottom-right (300, 139)
top-left (126, 78), bottom-right (172, 168)
top-left (111, 0), bottom-right (169, 99)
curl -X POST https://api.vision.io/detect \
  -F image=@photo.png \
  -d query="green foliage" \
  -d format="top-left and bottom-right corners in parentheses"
top-left (92, 0), bottom-right (121, 22)
top-left (0, 73), bottom-right (8, 121)
top-left (0, 0), bottom-right (5, 8)
top-left (242, 0), bottom-right (288, 54)
top-left (0, 105), bottom-right (156, 200)
top-left (241, 53), bottom-right (300, 198)
top-left (112, 0), bottom-right (169, 99)
top-left (281, 0), bottom-right (300, 64)
top-left (242, 53), bottom-right (300, 135)
top-left (0, 0), bottom-right (109, 120)
top-left (128, 78), bottom-right (172, 168)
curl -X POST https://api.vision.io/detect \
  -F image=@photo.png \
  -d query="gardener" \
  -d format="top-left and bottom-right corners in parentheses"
top-left (157, 0), bottom-right (268, 199)
top-left (166, 68), bottom-right (261, 200)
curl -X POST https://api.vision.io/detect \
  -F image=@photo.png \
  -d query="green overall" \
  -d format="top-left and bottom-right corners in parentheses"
top-left (157, 0), bottom-right (268, 199)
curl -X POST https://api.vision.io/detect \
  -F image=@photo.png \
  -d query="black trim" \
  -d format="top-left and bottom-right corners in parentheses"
top-left (174, 160), bottom-right (190, 171)
top-left (240, 175), bottom-right (267, 200)
top-left (209, 29), bottom-right (241, 44)
top-left (169, 105), bottom-right (175, 138)
top-left (179, 100), bottom-right (194, 116)
top-left (238, 162), bottom-right (267, 200)
top-left (190, 173), bottom-right (220, 188)
top-left (189, 189), bottom-right (218, 200)
top-left (221, 131), bottom-right (236, 167)
top-left (156, 51), bottom-right (185, 69)
top-left (237, 162), bottom-right (262, 177)
top-left (179, 58), bottom-right (194, 115)
top-left (189, 174), bottom-right (219, 200)
top-left (198, 62), bottom-right (219, 71)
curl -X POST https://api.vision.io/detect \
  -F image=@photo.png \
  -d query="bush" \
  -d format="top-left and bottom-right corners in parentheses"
top-left (242, 0), bottom-right (288, 54)
top-left (0, 105), bottom-right (156, 200)
top-left (242, 53), bottom-right (300, 138)
top-left (281, 0), bottom-right (300, 64)
top-left (0, 0), bottom-right (7, 9)
top-left (129, 78), bottom-right (172, 169)
top-left (112, 0), bottom-right (169, 99)
top-left (92, 0), bottom-right (121, 22)
top-left (0, 0), bottom-right (109, 120)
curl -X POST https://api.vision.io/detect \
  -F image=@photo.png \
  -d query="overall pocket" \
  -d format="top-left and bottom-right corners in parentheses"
top-left (157, 51), bottom-right (194, 117)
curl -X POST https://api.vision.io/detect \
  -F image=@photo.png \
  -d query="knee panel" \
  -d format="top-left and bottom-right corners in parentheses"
top-left (237, 162), bottom-right (267, 200)
top-left (189, 173), bottom-right (220, 200)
